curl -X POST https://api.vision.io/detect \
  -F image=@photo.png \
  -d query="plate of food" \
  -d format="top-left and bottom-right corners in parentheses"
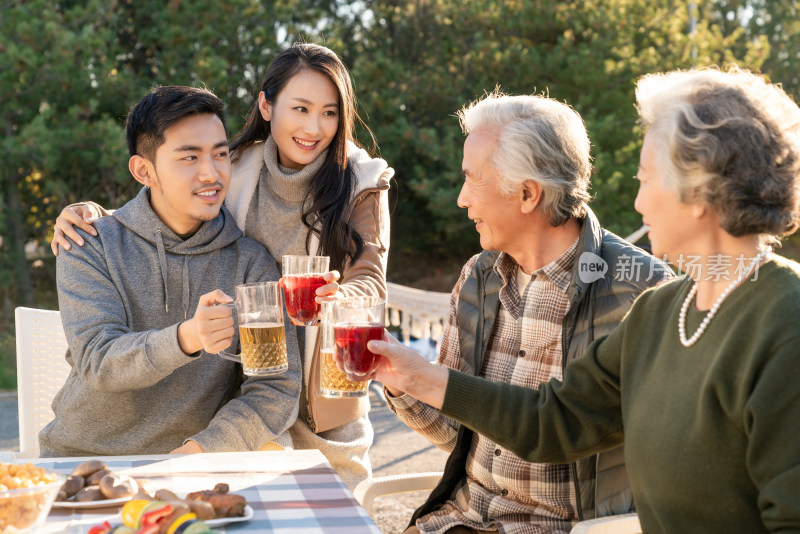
top-left (85, 484), bottom-right (252, 533)
top-left (52, 495), bottom-right (133, 509)
top-left (52, 459), bottom-right (138, 509)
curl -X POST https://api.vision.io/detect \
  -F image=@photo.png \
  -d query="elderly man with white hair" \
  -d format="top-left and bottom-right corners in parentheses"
top-left (383, 91), bottom-right (671, 534)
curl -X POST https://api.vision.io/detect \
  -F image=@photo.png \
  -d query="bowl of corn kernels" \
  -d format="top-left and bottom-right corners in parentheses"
top-left (0, 461), bottom-right (64, 533)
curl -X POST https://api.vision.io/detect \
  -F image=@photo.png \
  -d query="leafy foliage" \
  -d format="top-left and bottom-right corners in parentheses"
top-left (343, 0), bottom-right (767, 262)
top-left (0, 0), bottom-right (330, 312)
top-left (0, 0), bottom-right (793, 315)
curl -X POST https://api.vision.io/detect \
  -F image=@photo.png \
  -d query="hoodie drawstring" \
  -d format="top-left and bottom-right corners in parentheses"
top-left (182, 257), bottom-right (190, 320)
top-left (155, 230), bottom-right (192, 319)
top-left (155, 230), bottom-right (170, 313)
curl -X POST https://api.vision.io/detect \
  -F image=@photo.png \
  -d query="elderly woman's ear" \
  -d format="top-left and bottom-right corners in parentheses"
top-left (691, 202), bottom-right (708, 220)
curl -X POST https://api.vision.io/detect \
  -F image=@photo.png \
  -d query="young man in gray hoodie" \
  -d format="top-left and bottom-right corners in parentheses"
top-left (40, 86), bottom-right (302, 457)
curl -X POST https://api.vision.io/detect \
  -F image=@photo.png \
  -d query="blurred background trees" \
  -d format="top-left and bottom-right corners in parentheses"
top-left (340, 0), bottom-right (769, 267)
top-left (0, 0), bottom-right (796, 331)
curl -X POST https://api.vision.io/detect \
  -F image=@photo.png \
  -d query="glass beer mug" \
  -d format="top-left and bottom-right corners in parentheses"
top-left (319, 300), bottom-right (370, 397)
top-left (218, 281), bottom-right (288, 376)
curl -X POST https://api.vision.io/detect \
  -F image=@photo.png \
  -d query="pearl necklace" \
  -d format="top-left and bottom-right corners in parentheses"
top-left (678, 247), bottom-right (771, 348)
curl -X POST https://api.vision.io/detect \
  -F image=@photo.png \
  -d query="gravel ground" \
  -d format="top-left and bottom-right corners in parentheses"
top-left (0, 384), bottom-right (449, 533)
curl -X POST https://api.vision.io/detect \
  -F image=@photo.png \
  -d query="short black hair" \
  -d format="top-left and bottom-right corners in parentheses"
top-left (124, 85), bottom-right (227, 161)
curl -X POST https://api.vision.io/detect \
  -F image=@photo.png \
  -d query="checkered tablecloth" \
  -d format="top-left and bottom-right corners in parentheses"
top-left (31, 450), bottom-right (381, 533)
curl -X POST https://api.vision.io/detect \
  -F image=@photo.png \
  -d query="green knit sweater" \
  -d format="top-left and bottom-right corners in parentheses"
top-left (441, 256), bottom-right (800, 533)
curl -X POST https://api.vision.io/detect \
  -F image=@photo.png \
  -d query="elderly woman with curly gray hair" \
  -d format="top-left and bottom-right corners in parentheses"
top-left (364, 67), bottom-right (800, 533)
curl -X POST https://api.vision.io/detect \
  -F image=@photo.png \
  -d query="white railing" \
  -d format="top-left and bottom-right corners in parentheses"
top-left (385, 282), bottom-right (450, 346)
top-left (625, 225), bottom-right (648, 244)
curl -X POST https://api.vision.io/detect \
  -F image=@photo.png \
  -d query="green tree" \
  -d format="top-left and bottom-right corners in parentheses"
top-left (0, 0), bottom-right (786, 317)
top-left (0, 0), bottom-right (335, 318)
top-left (336, 0), bottom-right (766, 272)
top-left (0, 0), bottom-right (124, 315)
top-left (710, 1), bottom-right (800, 97)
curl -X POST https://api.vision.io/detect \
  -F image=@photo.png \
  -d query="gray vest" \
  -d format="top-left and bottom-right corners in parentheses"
top-left (411, 210), bottom-right (672, 525)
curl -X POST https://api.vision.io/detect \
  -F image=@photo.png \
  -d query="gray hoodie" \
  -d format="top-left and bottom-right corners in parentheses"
top-left (40, 188), bottom-right (301, 457)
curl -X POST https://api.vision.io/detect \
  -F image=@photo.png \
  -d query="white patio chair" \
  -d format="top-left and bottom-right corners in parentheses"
top-left (354, 474), bottom-right (641, 533)
top-left (570, 513), bottom-right (641, 533)
top-left (353, 471), bottom-right (443, 514)
top-left (14, 307), bottom-right (71, 459)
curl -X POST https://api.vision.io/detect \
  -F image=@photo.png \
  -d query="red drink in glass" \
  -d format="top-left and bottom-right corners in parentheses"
top-left (334, 322), bottom-right (384, 377)
top-left (282, 273), bottom-right (326, 326)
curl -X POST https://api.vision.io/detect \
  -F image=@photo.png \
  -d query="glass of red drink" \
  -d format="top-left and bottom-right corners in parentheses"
top-left (332, 296), bottom-right (385, 379)
top-left (281, 255), bottom-right (330, 326)
top-left (319, 301), bottom-right (370, 397)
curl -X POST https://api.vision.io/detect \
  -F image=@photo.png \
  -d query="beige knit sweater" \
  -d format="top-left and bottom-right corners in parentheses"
top-left (227, 137), bottom-right (393, 489)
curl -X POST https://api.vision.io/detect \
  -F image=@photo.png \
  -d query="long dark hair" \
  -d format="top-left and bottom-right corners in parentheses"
top-left (230, 43), bottom-right (375, 273)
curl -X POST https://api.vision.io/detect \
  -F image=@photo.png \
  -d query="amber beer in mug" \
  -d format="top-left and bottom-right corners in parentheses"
top-left (239, 322), bottom-right (287, 374)
top-left (319, 301), bottom-right (369, 397)
top-left (218, 281), bottom-right (288, 375)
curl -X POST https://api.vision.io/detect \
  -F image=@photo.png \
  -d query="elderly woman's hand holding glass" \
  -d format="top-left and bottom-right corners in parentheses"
top-left (366, 336), bottom-right (449, 408)
top-left (366, 67), bottom-right (800, 534)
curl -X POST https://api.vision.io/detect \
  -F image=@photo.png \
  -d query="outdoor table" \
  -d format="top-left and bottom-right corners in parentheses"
top-left (30, 449), bottom-right (381, 533)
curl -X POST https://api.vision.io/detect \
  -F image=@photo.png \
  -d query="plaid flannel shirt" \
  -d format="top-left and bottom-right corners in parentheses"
top-left (388, 242), bottom-right (580, 534)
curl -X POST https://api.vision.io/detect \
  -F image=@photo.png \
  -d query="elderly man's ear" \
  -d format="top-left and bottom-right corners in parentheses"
top-left (520, 180), bottom-right (541, 214)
